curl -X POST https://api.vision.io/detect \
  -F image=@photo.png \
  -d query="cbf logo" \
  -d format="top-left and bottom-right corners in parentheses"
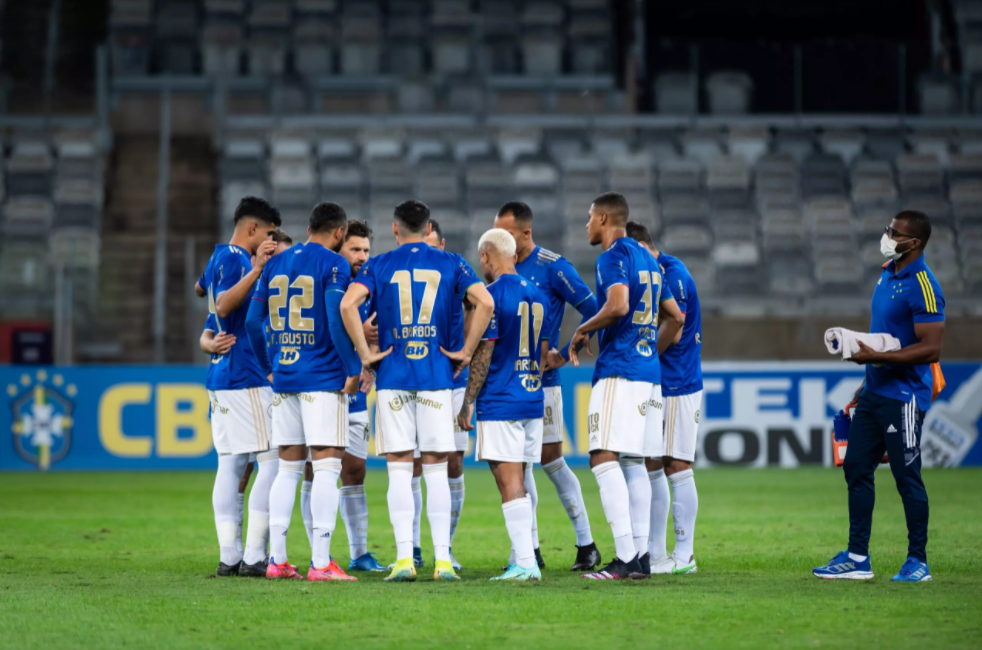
top-left (7, 370), bottom-right (76, 471)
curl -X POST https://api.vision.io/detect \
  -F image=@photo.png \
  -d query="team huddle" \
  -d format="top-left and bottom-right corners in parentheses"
top-left (198, 191), bottom-right (704, 582)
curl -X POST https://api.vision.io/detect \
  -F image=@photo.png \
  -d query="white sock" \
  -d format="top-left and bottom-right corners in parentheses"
top-left (268, 459), bottom-right (304, 565)
top-left (243, 449), bottom-right (278, 565)
top-left (524, 464), bottom-right (540, 550)
top-left (311, 457), bottom-right (342, 569)
top-left (503, 496), bottom-right (536, 570)
top-left (620, 457), bottom-right (651, 557)
top-left (848, 552), bottom-right (868, 562)
top-left (543, 457), bottom-right (593, 546)
top-left (411, 475), bottom-right (422, 549)
top-left (340, 485), bottom-right (369, 559)
top-left (300, 480), bottom-right (313, 548)
top-left (235, 493), bottom-right (245, 555)
top-left (448, 475), bottom-right (465, 544)
top-left (389, 462), bottom-right (416, 561)
top-left (669, 469), bottom-right (698, 562)
top-left (648, 469), bottom-right (671, 558)
top-left (213, 453), bottom-right (248, 566)
top-left (592, 460), bottom-right (636, 562)
top-left (423, 462), bottom-right (452, 563)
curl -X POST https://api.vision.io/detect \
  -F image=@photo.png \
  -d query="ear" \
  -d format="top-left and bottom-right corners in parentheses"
top-left (425, 222), bottom-right (433, 237)
top-left (307, 226), bottom-right (312, 238)
top-left (391, 222), bottom-right (398, 237)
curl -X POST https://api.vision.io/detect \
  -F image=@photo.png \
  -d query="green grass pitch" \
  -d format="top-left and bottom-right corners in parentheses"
top-left (1, 468), bottom-right (980, 649)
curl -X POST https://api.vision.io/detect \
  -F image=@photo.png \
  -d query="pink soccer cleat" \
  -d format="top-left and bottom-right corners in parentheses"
top-left (266, 561), bottom-right (304, 580)
top-left (307, 559), bottom-right (358, 582)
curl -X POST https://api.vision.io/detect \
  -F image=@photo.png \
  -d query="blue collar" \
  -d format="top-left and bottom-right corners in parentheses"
top-left (885, 254), bottom-right (926, 279)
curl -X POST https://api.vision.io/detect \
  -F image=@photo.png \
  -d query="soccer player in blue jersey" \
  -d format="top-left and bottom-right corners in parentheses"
top-left (568, 192), bottom-right (683, 580)
top-left (245, 202), bottom-right (365, 582)
top-left (202, 196), bottom-right (282, 577)
top-left (495, 201), bottom-right (602, 571)
top-left (456, 229), bottom-right (547, 582)
top-left (814, 210), bottom-right (945, 582)
top-left (424, 219), bottom-right (470, 570)
top-left (341, 200), bottom-right (494, 582)
top-left (626, 221), bottom-right (703, 575)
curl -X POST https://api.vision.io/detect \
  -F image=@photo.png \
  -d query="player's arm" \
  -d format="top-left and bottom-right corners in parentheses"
top-left (245, 297), bottom-right (273, 379)
top-left (340, 282), bottom-right (390, 369)
top-left (456, 339), bottom-right (495, 432)
top-left (215, 241), bottom-right (276, 318)
top-left (569, 284), bottom-right (629, 366)
top-left (851, 321), bottom-right (945, 366)
top-left (195, 272), bottom-right (207, 298)
top-left (442, 282), bottom-right (494, 377)
top-left (325, 289), bottom-right (365, 393)
top-left (655, 297), bottom-right (684, 355)
top-left (200, 328), bottom-right (236, 355)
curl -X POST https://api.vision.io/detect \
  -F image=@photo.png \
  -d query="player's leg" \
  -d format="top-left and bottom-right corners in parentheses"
top-left (524, 417), bottom-right (545, 569)
top-left (235, 457), bottom-right (255, 555)
top-left (814, 392), bottom-right (882, 579)
top-left (300, 459), bottom-right (313, 547)
top-left (418, 389), bottom-right (459, 580)
top-left (881, 397), bottom-right (931, 581)
top-left (540, 386), bottom-right (598, 569)
top-left (304, 391), bottom-right (354, 581)
top-left (210, 390), bottom-right (247, 575)
top-left (241, 448), bottom-right (279, 572)
top-left (266, 394), bottom-right (305, 579)
top-left (342, 410), bottom-right (384, 571)
top-left (582, 378), bottom-right (648, 580)
top-left (619, 456), bottom-right (651, 575)
top-left (662, 389), bottom-right (702, 574)
top-left (412, 450), bottom-right (424, 567)
top-left (377, 391), bottom-right (421, 581)
top-left (448, 387), bottom-right (467, 570)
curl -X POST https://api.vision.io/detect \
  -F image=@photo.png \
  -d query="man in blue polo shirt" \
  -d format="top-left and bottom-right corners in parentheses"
top-left (814, 210), bottom-right (945, 583)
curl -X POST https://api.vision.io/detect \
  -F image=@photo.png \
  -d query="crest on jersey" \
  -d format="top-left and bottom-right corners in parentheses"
top-left (7, 370), bottom-right (75, 471)
top-left (405, 342), bottom-right (429, 360)
top-left (636, 340), bottom-right (653, 357)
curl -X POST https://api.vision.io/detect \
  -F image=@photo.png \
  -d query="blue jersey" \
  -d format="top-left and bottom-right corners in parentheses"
top-left (657, 252), bottom-right (703, 396)
top-left (354, 242), bottom-right (481, 391)
top-left (252, 242), bottom-right (351, 393)
top-left (866, 256), bottom-right (945, 411)
top-left (451, 298), bottom-right (469, 390)
top-left (349, 298), bottom-right (374, 413)
top-left (515, 246), bottom-right (594, 388)
top-left (476, 274), bottom-right (546, 421)
top-left (592, 237), bottom-right (674, 386)
top-left (203, 314), bottom-right (221, 387)
top-left (203, 244), bottom-right (267, 390)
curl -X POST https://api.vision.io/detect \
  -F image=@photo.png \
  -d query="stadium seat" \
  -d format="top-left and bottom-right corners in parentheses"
top-left (774, 130), bottom-right (815, 163)
top-left (821, 129), bottom-right (866, 166)
top-left (918, 74), bottom-right (961, 114)
top-left (908, 129), bottom-right (953, 166)
top-left (608, 152), bottom-right (655, 194)
top-left (156, 1), bottom-right (199, 75)
top-left (293, 19), bottom-right (335, 78)
top-left (657, 157), bottom-right (703, 196)
top-left (682, 129), bottom-right (724, 165)
top-left (654, 73), bottom-right (698, 115)
top-left (560, 157), bottom-right (604, 195)
top-left (897, 154), bottom-right (945, 197)
top-left (728, 126), bottom-right (771, 166)
top-left (6, 141), bottom-right (54, 196)
top-left (705, 71), bottom-right (753, 115)
top-left (50, 227), bottom-right (101, 270)
top-left (662, 224), bottom-right (713, 254)
top-left (2, 196), bottom-right (54, 239)
top-left (247, 1), bottom-right (291, 76)
top-left (203, 20), bottom-right (243, 76)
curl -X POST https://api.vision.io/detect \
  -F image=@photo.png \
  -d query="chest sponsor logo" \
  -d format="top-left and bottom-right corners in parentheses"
top-left (636, 340), bottom-right (653, 357)
top-left (279, 348), bottom-right (301, 365)
top-left (405, 342), bottom-right (429, 360)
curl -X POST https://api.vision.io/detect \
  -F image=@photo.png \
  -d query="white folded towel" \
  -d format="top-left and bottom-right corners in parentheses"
top-left (824, 328), bottom-right (902, 361)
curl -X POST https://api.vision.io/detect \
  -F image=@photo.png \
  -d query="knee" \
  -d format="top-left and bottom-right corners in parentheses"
top-left (447, 452), bottom-right (464, 478)
top-left (540, 442), bottom-right (562, 465)
top-left (645, 457), bottom-right (664, 472)
top-left (663, 458), bottom-right (691, 476)
top-left (341, 465), bottom-right (366, 486)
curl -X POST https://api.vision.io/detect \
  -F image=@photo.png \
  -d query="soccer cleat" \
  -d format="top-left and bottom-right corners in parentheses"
top-left (413, 547), bottom-right (425, 568)
top-left (570, 542), bottom-right (601, 571)
top-left (308, 559), bottom-right (358, 582)
top-left (348, 552), bottom-right (387, 572)
top-left (631, 552), bottom-right (651, 579)
top-left (433, 559), bottom-right (461, 581)
top-left (384, 557), bottom-right (417, 582)
top-left (890, 557), bottom-right (932, 582)
top-left (216, 561), bottom-right (241, 577)
top-left (812, 551), bottom-right (874, 580)
top-left (581, 555), bottom-right (642, 580)
top-left (266, 560), bottom-right (304, 580)
top-left (649, 555), bottom-right (675, 575)
top-left (238, 557), bottom-right (269, 578)
top-left (491, 564), bottom-right (542, 582)
top-left (534, 547), bottom-right (545, 570)
top-left (449, 548), bottom-right (462, 571)
top-left (672, 553), bottom-right (698, 574)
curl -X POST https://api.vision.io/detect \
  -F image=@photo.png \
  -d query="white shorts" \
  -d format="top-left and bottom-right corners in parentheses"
top-left (452, 387), bottom-right (469, 453)
top-left (209, 387), bottom-right (273, 455)
top-left (375, 389), bottom-right (455, 455)
top-left (587, 377), bottom-right (655, 456)
top-left (541, 385), bottom-right (564, 446)
top-left (641, 383), bottom-right (664, 458)
top-left (346, 410), bottom-right (371, 460)
top-left (662, 390), bottom-right (702, 462)
top-left (476, 419), bottom-right (543, 464)
top-left (272, 391), bottom-right (348, 448)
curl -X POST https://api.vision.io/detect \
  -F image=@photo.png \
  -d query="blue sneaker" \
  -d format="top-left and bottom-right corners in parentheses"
top-left (413, 547), bottom-right (424, 568)
top-left (813, 551), bottom-right (874, 580)
top-left (491, 564), bottom-right (541, 582)
top-left (890, 557), bottom-right (932, 582)
top-left (348, 552), bottom-right (386, 572)
top-left (449, 547), bottom-right (462, 571)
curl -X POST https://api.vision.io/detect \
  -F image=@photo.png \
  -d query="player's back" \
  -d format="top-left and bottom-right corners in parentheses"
top-left (477, 274), bottom-right (545, 421)
top-left (658, 252), bottom-right (703, 396)
top-left (264, 242), bottom-right (350, 392)
top-left (354, 242), bottom-right (480, 391)
top-left (204, 244), bottom-right (266, 389)
top-left (592, 237), bottom-right (669, 386)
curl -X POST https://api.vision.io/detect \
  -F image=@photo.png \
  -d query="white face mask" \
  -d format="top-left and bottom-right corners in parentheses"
top-left (880, 233), bottom-right (909, 261)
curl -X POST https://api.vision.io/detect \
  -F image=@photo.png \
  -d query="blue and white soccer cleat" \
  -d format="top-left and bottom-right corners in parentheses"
top-left (812, 551), bottom-right (874, 580)
top-left (890, 557), bottom-right (932, 582)
top-left (348, 552), bottom-right (387, 572)
top-left (491, 564), bottom-right (541, 582)
top-left (413, 547), bottom-right (425, 568)
top-left (449, 548), bottom-right (462, 571)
